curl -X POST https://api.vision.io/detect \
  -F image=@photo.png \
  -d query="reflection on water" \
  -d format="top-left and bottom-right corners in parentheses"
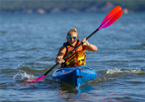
top-left (58, 88), bottom-right (128, 102)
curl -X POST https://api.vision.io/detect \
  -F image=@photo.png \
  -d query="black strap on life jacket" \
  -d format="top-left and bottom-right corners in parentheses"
top-left (63, 40), bottom-right (79, 57)
top-left (62, 40), bottom-right (79, 67)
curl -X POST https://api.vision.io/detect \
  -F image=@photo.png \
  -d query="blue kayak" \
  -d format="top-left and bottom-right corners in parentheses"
top-left (52, 66), bottom-right (97, 88)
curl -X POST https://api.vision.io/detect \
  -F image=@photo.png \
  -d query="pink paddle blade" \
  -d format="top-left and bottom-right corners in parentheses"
top-left (26, 75), bottom-right (45, 83)
top-left (98, 6), bottom-right (123, 30)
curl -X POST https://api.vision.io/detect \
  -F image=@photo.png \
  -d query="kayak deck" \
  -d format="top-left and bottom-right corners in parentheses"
top-left (52, 66), bottom-right (97, 88)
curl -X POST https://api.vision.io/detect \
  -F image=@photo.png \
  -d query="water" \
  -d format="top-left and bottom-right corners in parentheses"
top-left (0, 12), bottom-right (145, 102)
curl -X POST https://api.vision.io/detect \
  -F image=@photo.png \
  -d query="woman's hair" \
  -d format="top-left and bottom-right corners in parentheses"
top-left (67, 28), bottom-right (78, 36)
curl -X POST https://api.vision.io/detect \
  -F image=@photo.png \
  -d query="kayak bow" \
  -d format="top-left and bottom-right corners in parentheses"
top-left (52, 66), bottom-right (97, 88)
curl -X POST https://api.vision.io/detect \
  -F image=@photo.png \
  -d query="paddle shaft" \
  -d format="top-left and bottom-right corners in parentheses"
top-left (44, 63), bottom-right (59, 76)
top-left (44, 28), bottom-right (99, 76)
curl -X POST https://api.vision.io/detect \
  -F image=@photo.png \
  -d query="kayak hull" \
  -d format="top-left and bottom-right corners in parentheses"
top-left (52, 66), bottom-right (97, 88)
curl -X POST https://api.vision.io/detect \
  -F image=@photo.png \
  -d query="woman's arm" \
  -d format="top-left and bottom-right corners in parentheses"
top-left (82, 38), bottom-right (97, 51)
top-left (55, 46), bottom-right (66, 63)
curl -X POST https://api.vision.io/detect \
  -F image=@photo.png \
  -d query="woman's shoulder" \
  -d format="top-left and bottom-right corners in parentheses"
top-left (63, 42), bottom-right (69, 47)
top-left (60, 45), bottom-right (66, 50)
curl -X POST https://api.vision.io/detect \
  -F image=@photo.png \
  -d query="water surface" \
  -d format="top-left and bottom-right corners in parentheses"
top-left (0, 12), bottom-right (145, 101)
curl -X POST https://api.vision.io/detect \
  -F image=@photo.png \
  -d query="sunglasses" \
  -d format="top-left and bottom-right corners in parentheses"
top-left (67, 36), bottom-right (78, 40)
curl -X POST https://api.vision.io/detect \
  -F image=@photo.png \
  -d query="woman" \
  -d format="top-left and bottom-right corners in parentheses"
top-left (55, 28), bottom-right (97, 67)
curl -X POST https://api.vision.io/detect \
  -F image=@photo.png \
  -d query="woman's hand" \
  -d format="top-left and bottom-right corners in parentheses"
top-left (55, 57), bottom-right (65, 64)
top-left (82, 38), bottom-right (97, 51)
top-left (82, 38), bottom-right (90, 47)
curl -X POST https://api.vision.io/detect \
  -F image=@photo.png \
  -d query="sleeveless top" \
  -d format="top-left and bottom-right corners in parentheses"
top-left (61, 40), bottom-right (86, 67)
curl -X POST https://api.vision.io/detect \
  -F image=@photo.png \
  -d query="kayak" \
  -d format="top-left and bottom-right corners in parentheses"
top-left (52, 66), bottom-right (97, 88)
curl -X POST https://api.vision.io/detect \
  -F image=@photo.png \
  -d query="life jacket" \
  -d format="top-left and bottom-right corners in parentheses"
top-left (61, 40), bottom-right (86, 67)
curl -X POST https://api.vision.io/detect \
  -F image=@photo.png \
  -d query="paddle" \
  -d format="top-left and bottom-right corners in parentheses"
top-left (26, 6), bottom-right (123, 83)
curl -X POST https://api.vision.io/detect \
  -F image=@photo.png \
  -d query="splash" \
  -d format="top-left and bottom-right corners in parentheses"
top-left (13, 70), bottom-right (34, 82)
top-left (106, 68), bottom-right (127, 74)
top-left (131, 69), bottom-right (145, 74)
top-left (106, 68), bottom-right (145, 74)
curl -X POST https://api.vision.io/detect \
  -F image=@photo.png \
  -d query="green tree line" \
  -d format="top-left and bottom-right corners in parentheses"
top-left (0, 0), bottom-right (145, 13)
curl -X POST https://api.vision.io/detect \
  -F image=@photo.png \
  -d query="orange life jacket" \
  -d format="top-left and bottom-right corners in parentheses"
top-left (61, 41), bottom-right (86, 67)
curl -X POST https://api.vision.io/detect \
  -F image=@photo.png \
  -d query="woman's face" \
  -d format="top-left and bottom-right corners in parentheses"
top-left (67, 32), bottom-right (78, 46)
